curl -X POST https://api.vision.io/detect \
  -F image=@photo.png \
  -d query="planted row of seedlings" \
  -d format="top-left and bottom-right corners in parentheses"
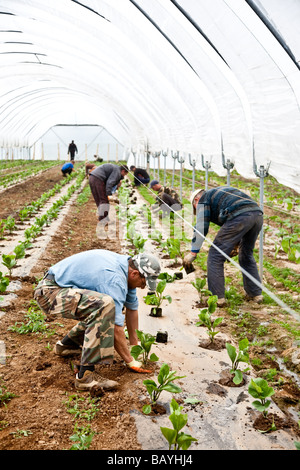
top-left (0, 166), bottom-right (87, 296)
top-left (126, 170), bottom-right (300, 446)
top-left (1, 164), bottom-right (298, 450)
top-left (0, 160), bottom-right (60, 190)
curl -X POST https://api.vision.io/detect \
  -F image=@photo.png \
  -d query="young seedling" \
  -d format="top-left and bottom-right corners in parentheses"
top-left (226, 338), bottom-right (250, 384)
top-left (248, 377), bottom-right (275, 418)
top-left (1, 254), bottom-right (17, 277)
top-left (130, 329), bottom-right (159, 366)
top-left (132, 233), bottom-right (146, 254)
top-left (143, 279), bottom-right (172, 316)
top-left (191, 278), bottom-right (212, 303)
top-left (4, 216), bottom-right (16, 234)
top-left (8, 300), bottom-right (52, 335)
top-left (160, 398), bottom-right (198, 450)
top-left (0, 379), bottom-right (17, 406)
top-left (158, 272), bottom-right (178, 283)
top-left (0, 271), bottom-right (9, 293)
top-left (163, 238), bottom-right (183, 264)
top-left (13, 242), bottom-right (26, 260)
top-left (142, 363), bottom-right (185, 414)
top-left (69, 423), bottom-right (95, 450)
top-left (196, 295), bottom-right (223, 342)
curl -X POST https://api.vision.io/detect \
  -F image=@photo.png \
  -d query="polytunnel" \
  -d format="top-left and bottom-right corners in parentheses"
top-left (0, 0), bottom-right (300, 454)
top-left (0, 0), bottom-right (300, 192)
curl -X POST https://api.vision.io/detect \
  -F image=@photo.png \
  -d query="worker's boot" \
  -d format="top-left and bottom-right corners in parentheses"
top-left (54, 340), bottom-right (81, 356)
top-left (245, 294), bottom-right (263, 303)
top-left (75, 370), bottom-right (119, 391)
top-left (217, 298), bottom-right (226, 307)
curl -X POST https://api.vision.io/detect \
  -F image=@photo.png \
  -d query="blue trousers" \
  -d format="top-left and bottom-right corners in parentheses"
top-left (134, 176), bottom-right (150, 186)
top-left (207, 211), bottom-right (263, 298)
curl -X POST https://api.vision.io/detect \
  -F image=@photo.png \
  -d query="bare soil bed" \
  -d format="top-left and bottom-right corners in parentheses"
top-left (0, 166), bottom-right (299, 451)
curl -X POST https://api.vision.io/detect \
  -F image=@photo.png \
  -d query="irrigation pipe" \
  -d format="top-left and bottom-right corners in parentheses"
top-left (127, 170), bottom-right (299, 321)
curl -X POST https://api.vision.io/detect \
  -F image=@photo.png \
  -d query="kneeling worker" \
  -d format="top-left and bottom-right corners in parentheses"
top-left (150, 180), bottom-right (182, 216)
top-left (61, 161), bottom-right (74, 177)
top-left (34, 250), bottom-right (161, 391)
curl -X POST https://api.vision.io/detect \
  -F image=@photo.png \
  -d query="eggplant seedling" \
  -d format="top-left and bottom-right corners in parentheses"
top-left (142, 363), bottom-right (185, 414)
top-left (1, 254), bottom-right (17, 277)
top-left (0, 271), bottom-right (9, 293)
top-left (248, 377), bottom-right (275, 418)
top-left (226, 338), bottom-right (250, 385)
top-left (130, 329), bottom-right (159, 366)
top-left (160, 398), bottom-right (198, 450)
top-left (196, 295), bottom-right (223, 342)
top-left (143, 279), bottom-right (172, 317)
top-left (191, 277), bottom-right (212, 304)
top-left (163, 238), bottom-right (183, 265)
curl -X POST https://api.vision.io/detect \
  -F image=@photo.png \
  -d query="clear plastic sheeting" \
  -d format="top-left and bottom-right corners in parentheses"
top-left (0, 0), bottom-right (299, 192)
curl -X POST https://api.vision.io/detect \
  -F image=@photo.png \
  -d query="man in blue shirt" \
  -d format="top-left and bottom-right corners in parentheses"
top-left (61, 161), bottom-right (74, 177)
top-left (34, 250), bottom-right (161, 391)
top-left (183, 187), bottom-right (263, 306)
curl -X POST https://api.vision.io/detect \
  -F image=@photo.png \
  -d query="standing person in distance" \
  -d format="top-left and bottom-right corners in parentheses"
top-left (183, 186), bottom-right (263, 306)
top-left (68, 140), bottom-right (78, 161)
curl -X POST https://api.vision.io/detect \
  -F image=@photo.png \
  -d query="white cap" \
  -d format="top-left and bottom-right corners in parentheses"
top-left (190, 189), bottom-right (203, 205)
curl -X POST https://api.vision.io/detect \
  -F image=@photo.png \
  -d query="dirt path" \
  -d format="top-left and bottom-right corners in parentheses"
top-left (0, 178), bottom-right (299, 451)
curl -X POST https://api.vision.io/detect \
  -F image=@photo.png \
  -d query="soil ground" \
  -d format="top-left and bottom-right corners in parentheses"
top-left (0, 165), bottom-right (299, 452)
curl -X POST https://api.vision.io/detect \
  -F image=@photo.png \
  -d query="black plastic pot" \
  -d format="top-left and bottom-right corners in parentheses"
top-left (174, 272), bottom-right (183, 280)
top-left (184, 263), bottom-right (195, 274)
top-left (156, 330), bottom-right (168, 343)
top-left (150, 307), bottom-right (162, 317)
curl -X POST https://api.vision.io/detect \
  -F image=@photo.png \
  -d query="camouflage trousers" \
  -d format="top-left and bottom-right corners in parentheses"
top-left (34, 278), bottom-right (115, 365)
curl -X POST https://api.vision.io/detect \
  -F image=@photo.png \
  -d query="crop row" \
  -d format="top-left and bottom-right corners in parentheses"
top-left (0, 166), bottom-right (86, 283)
top-left (0, 160), bottom-right (60, 189)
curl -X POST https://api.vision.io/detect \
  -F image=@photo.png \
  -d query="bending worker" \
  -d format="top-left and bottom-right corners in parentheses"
top-left (183, 186), bottom-right (263, 306)
top-left (34, 249), bottom-right (161, 391)
top-left (89, 163), bottom-right (128, 224)
top-left (61, 161), bottom-right (74, 177)
top-left (130, 165), bottom-right (150, 187)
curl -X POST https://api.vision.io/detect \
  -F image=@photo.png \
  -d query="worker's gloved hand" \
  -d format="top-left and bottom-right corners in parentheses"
top-left (108, 195), bottom-right (118, 203)
top-left (151, 203), bottom-right (160, 213)
top-left (183, 252), bottom-right (197, 274)
top-left (183, 252), bottom-right (197, 265)
top-left (126, 359), bottom-right (152, 373)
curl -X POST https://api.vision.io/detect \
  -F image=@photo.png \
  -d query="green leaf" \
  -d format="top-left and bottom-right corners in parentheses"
top-left (156, 280), bottom-right (167, 294)
top-left (213, 317), bottom-right (223, 328)
top-left (130, 345), bottom-right (143, 360)
top-left (177, 433), bottom-right (198, 450)
top-left (169, 410), bottom-right (188, 432)
top-left (142, 404), bottom-right (152, 414)
top-left (162, 383), bottom-right (182, 394)
top-left (160, 427), bottom-right (177, 445)
top-left (157, 363), bottom-right (170, 384)
top-left (149, 352), bottom-right (159, 362)
top-left (252, 400), bottom-right (271, 413)
top-left (239, 338), bottom-right (249, 351)
top-left (232, 370), bottom-right (243, 385)
top-left (226, 343), bottom-right (237, 364)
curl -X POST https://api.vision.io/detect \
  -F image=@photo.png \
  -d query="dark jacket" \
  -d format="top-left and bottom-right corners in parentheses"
top-left (90, 163), bottom-right (123, 195)
top-left (192, 186), bottom-right (262, 252)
